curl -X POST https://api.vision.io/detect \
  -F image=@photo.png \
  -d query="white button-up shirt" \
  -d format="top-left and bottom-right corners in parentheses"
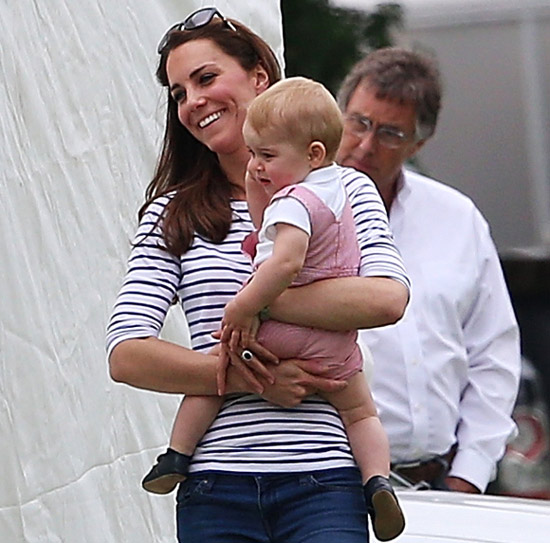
top-left (360, 169), bottom-right (521, 491)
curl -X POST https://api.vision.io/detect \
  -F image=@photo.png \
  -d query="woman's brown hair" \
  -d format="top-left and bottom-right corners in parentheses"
top-left (139, 18), bottom-right (281, 256)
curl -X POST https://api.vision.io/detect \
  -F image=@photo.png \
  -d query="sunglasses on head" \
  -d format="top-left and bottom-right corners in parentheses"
top-left (157, 7), bottom-right (237, 54)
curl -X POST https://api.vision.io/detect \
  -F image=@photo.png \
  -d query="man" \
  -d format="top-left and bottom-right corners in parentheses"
top-left (336, 47), bottom-right (521, 493)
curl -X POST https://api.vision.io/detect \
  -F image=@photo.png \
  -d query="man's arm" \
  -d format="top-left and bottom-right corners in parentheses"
top-left (448, 218), bottom-right (521, 492)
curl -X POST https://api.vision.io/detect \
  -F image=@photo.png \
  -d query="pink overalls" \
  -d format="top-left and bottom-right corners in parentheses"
top-left (254, 184), bottom-right (363, 380)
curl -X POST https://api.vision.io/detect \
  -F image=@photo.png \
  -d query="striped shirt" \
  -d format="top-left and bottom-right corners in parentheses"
top-left (106, 165), bottom-right (409, 474)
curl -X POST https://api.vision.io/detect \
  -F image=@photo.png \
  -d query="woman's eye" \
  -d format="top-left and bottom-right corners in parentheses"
top-left (199, 72), bottom-right (216, 85)
top-left (172, 90), bottom-right (186, 103)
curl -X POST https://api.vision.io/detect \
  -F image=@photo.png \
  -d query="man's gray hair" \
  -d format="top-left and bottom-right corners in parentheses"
top-left (337, 47), bottom-right (442, 140)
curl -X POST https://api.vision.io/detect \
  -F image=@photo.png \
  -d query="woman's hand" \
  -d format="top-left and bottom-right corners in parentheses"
top-left (217, 343), bottom-right (276, 396)
top-left (260, 359), bottom-right (348, 408)
top-left (214, 315), bottom-right (279, 396)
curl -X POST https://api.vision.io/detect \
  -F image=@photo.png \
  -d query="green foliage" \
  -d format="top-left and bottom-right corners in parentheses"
top-left (281, 0), bottom-right (403, 94)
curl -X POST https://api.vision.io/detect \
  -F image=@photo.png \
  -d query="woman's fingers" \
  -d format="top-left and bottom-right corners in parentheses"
top-left (302, 373), bottom-right (347, 394)
top-left (238, 351), bottom-right (275, 384)
top-left (219, 326), bottom-right (230, 344)
top-left (259, 359), bottom-right (347, 407)
top-left (229, 329), bottom-right (242, 353)
top-left (228, 350), bottom-right (265, 394)
top-left (216, 348), bottom-right (230, 396)
top-left (246, 339), bottom-right (279, 365)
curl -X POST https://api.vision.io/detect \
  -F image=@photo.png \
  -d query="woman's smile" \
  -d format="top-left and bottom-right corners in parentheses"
top-left (198, 109), bottom-right (224, 129)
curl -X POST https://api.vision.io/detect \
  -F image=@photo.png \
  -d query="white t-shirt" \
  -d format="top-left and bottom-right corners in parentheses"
top-left (255, 163), bottom-right (347, 266)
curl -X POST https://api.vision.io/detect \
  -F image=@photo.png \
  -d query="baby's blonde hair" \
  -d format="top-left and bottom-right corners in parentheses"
top-left (245, 76), bottom-right (343, 161)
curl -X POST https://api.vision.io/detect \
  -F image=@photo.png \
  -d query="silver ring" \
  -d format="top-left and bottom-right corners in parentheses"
top-left (241, 349), bottom-right (254, 362)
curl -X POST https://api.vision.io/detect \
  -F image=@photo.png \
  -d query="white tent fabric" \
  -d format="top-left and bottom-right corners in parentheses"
top-left (0, 1), bottom-right (283, 541)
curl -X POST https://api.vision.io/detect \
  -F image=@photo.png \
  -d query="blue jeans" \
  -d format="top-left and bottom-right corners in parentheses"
top-left (176, 467), bottom-right (368, 543)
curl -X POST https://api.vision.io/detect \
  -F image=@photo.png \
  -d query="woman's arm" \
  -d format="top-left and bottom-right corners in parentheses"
top-left (107, 192), bottom-right (353, 405)
top-left (109, 337), bottom-right (222, 394)
top-left (109, 337), bottom-right (276, 395)
top-left (268, 167), bottom-right (410, 331)
top-left (109, 336), bottom-right (346, 404)
top-left (270, 275), bottom-right (408, 331)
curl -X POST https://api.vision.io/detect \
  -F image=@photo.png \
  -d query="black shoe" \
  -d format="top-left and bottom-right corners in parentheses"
top-left (364, 475), bottom-right (405, 541)
top-left (142, 448), bottom-right (191, 494)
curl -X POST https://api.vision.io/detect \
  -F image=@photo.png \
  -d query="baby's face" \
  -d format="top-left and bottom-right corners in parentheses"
top-left (243, 123), bottom-right (311, 196)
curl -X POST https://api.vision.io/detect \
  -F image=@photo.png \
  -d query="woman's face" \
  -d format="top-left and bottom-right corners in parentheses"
top-left (166, 38), bottom-right (269, 156)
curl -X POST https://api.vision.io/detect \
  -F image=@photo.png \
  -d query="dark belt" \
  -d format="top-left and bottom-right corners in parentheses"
top-left (391, 445), bottom-right (457, 486)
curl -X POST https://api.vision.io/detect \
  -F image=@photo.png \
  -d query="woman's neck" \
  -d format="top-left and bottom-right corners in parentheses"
top-left (218, 148), bottom-right (249, 200)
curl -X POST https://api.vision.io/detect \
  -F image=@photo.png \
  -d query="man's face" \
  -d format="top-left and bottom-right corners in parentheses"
top-left (337, 83), bottom-right (425, 188)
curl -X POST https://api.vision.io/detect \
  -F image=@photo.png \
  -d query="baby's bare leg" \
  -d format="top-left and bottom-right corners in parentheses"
top-left (323, 374), bottom-right (406, 540)
top-left (142, 395), bottom-right (224, 495)
top-left (170, 395), bottom-right (225, 455)
top-left (320, 373), bottom-right (390, 483)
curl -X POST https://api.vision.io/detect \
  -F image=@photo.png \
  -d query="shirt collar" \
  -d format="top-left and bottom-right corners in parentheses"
top-left (387, 169), bottom-right (411, 220)
top-left (393, 168), bottom-right (412, 203)
top-left (304, 163), bottom-right (339, 185)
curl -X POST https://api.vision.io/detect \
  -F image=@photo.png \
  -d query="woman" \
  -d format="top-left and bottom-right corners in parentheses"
top-left (107, 7), bottom-right (409, 543)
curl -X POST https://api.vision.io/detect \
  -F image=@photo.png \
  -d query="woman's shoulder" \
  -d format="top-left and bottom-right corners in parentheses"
top-left (139, 191), bottom-right (176, 221)
top-left (338, 165), bottom-right (376, 189)
top-left (337, 165), bottom-right (381, 204)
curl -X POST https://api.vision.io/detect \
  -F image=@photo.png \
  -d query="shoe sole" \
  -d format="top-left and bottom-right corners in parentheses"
top-left (372, 489), bottom-right (406, 541)
top-left (142, 473), bottom-right (187, 495)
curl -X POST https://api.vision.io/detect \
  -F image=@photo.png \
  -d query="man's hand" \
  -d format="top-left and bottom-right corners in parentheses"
top-left (444, 476), bottom-right (480, 493)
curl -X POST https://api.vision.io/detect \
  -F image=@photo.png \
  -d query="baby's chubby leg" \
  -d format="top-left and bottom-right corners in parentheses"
top-left (170, 395), bottom-right (224, 455)
top-left (320, 373), bottom-right (389, 482)
top-left (320, 374), bottom-right (405, 541)
top-left (142, 395), bottom-right (223, 494)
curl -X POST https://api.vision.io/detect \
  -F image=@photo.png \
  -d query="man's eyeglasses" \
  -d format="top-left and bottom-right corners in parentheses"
top-left (344, 113), bottom-right (412, 149)
top-left (157, 7), bottom-right (237, 54)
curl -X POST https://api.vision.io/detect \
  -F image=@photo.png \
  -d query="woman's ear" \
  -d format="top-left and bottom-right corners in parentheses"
top-left (308, 141), bottom-right (327, 168)
top-left (253, 64), bottom-right (270, 94)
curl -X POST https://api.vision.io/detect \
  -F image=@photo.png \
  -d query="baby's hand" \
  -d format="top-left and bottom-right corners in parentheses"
top-left (221, 299), bottom-right (257, 351)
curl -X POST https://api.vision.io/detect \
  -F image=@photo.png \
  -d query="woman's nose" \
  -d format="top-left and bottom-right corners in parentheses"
top-left (187, 88), bottom-right (206, 109)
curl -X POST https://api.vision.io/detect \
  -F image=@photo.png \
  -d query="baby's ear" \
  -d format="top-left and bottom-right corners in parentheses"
top-left (308, 141), bottom-right (327, 167)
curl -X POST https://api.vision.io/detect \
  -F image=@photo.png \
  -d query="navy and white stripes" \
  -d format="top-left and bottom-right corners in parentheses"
top-left (106, 166), bottom-right (409, 474)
